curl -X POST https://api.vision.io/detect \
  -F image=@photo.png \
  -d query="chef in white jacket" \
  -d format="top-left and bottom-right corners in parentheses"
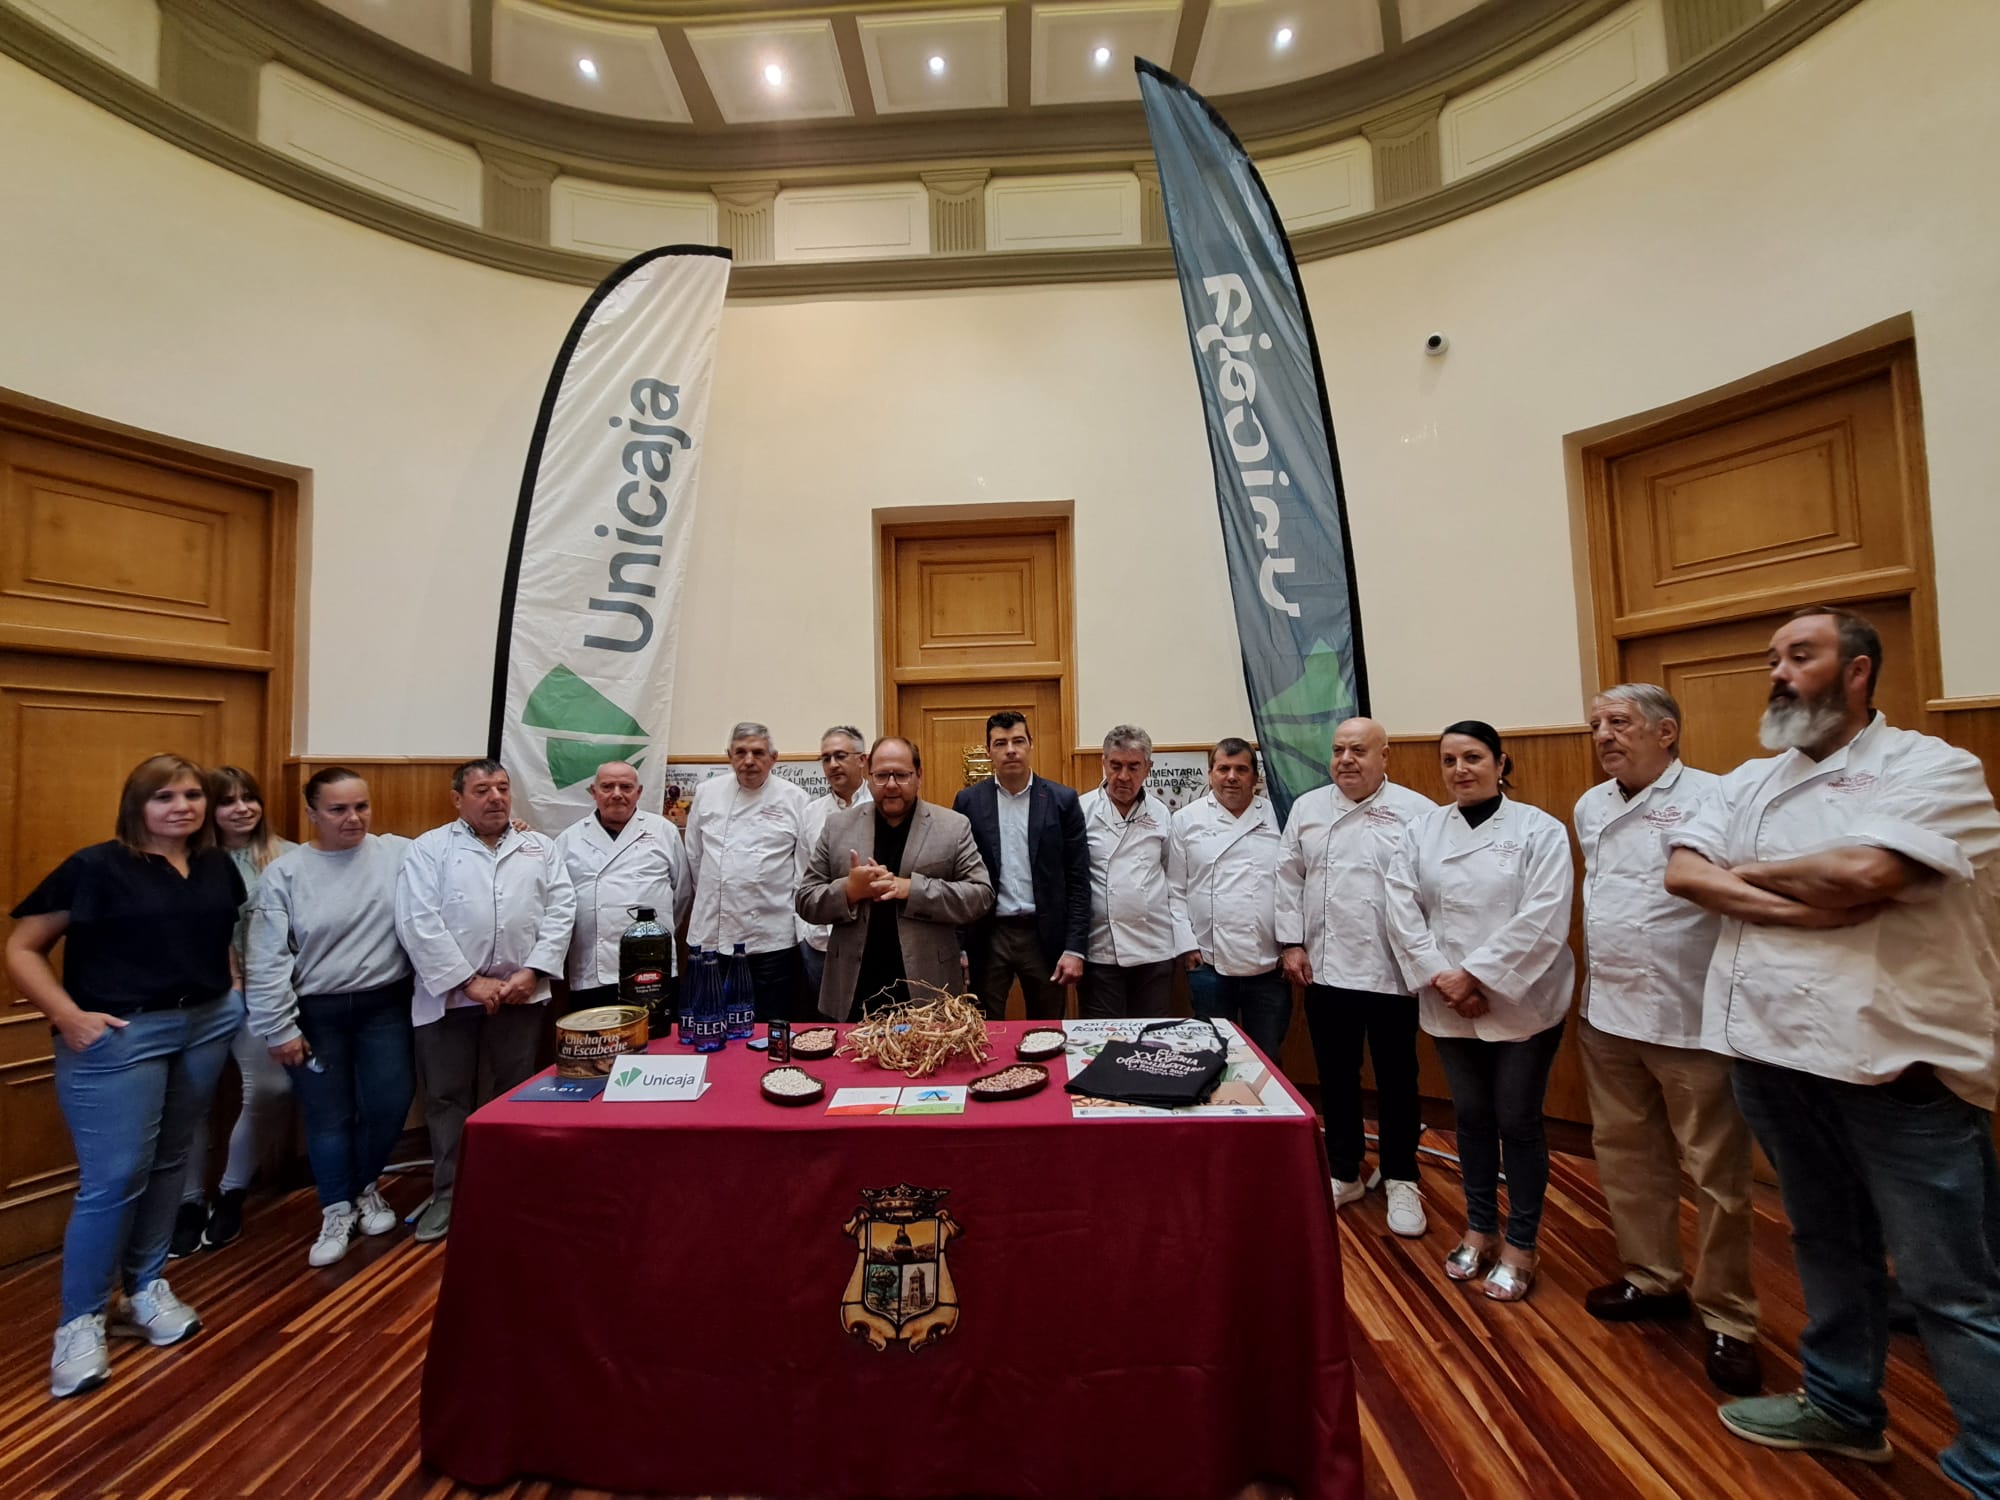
top-left (796, 726), bottom-right (872, 1001)
top-left (554, 761), bottom-right (690, 1008)
top-left (1168, 737), bottom-right (1287, 1060)
top-left (395, 758), bottom-right (575, 1243)
top-left (1078, 726), bottom-right (1190, 1019)
top-left (683, 722), bottom-right (811, 1022)
top-left (1276, 717), bottom-right (1436, 1233)
top-left (1571, 685), bottom-right (1759, 1398)
top-left (1386, 720), bottom-right (1573, 1305)
top-left (1663, 607), bottom-right (2000, 1483)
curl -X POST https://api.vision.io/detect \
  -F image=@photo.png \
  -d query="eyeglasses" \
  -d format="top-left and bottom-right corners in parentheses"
top-left (820, 751), bottom-right (857, 764)
top-left (872, 771), bottom-right (916, 785)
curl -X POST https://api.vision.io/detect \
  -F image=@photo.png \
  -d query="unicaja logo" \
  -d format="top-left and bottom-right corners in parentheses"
top-left (523, 665), bottom-right (652, 789)
top-left (613, 1066), bottom-right (642, 1088)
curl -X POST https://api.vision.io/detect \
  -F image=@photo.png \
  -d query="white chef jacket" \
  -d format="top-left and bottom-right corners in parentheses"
top-left (1573, 760), bottom-right (1722, 1049)
top-left (1079, 788), bottom-right (1189, 965)
top-left (553, 809), bottom-right (691, 990)
top-left (796, 784), bottom-right (871, 952)
top-left (1275, 778), bottom-right (1436, 996)
top-left (1169, 792), bottom-right (1282, 975)
top-left (684, 772), bottom-right (810, 954)
top-left (1385, 797), bottom-right (1576, 1042)
top-left (1668, 714), bottom-right (2000, 1107)
top-left (394, 821), bottom-right (577, 1028)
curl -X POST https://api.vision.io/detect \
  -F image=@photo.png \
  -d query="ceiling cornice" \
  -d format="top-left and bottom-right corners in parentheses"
top-left (0, 0), bottom-right (1867, 298)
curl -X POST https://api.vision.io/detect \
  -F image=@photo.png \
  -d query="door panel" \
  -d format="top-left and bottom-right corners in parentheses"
top-left (899, 679), bottom-right (1066, 796)
top-left (0, 656), bottom-right (266, 1263)
top-left (889, 532), bottom-right (1063, 674)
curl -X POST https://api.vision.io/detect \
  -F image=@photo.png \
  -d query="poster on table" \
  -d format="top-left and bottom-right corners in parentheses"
top-left (1138, 59), bottom-right (1368, 824)
top-left (489, 245), bottom-right (732, 833)
top-left (1060, 1019), bottom-right (1304, 1120)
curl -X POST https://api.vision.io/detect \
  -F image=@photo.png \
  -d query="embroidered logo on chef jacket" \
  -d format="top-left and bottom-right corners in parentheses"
top-left (1364, 807), bottom-right (1402, 825)
top-left (1490, 839), bottom-right (1522, 874)
top-left (1642, 805), bottom-right (1687, 828)
top-left (1827, 772), bottom-right (1879, 794)
top-left (841, 1183), bottom-right (961, 1353)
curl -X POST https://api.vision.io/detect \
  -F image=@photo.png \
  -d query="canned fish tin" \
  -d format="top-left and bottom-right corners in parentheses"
top-left (555, 1004), bottom-right (650, 1078)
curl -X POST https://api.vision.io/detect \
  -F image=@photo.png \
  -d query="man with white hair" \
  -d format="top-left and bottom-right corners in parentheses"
top-left (684, 722), bottom-right (811, 1022)
top-left (797, 726), bottom-right (871, 1001)
top-left (1574, 685), bottom-right (1758, 1397)
top-left (1666, 606), bottom-right (2000, 1485)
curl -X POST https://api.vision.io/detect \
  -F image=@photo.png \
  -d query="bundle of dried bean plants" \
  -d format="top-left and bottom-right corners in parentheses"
top-left (839, 981), bottom-right (991, 1077)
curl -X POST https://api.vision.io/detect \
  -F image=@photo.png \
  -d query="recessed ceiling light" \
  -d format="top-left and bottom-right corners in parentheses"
top-left (1092, 45), bottom-right (1112, 67)
top-left (927, 54), bottom-right (946, 76)
top-left (1275, 27), bottom-right (1294, 50)
top-left (763, 62), bottom-right (785, 87)
top-left (576, 57), bottom-right (598, 80)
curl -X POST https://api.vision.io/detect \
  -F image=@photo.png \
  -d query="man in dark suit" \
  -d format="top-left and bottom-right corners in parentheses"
top-left (952, 711), bottom-right (1090, 1021)
top-left (797, 738), bottom-right (992, 1021)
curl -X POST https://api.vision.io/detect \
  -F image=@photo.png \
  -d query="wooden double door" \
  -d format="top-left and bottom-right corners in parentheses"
top-left (0, 412), bottom-right (293, 1264)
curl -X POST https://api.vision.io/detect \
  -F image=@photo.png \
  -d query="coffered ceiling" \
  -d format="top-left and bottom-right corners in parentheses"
top-left (296, 0), bottom-right (1516, 166)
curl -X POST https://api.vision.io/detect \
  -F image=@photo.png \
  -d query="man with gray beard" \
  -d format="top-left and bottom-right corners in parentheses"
top-left (1663, 606), bottom-right (2000, 1489)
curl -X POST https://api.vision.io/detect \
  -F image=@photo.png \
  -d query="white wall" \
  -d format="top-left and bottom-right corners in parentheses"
top-left (0, 0), bottom-right (1995, 758)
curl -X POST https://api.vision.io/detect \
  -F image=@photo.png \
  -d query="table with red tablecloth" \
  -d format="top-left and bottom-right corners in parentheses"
top-left (420, 1024), bottom-right (1361, 1500)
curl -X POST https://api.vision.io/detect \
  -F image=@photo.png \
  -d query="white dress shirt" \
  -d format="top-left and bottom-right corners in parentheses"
top-left (797, 784), bottom-right (872, 951)
top-left (684, 773), bottom-right (810, 954)
top-left (1275, 778), bottom-right (1437, 995)
top-left (1169, 792), bottom-right (1281, 975)
top-left (1573, 760), bottom-right (1721, 1050)
top-left (993, 776), bottom-right (1035, 917)
top-left (1669, 714), bottom-right (2000, 1107)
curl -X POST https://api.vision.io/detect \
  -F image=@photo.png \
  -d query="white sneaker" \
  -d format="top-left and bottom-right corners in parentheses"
top-left (1384, 1179), bottom-right (1428, 1238)
top-left (309, 1203), bottom-right (357, 1267)
top-left (355, 1183), bottom-right (397, 1237)
top-left (109, 1280), bottom-right (200, 1346)
top-left (1331, 1166), bottom-right (1382, 1208)
top-left (50, 1313), bottom-right (110, 1399)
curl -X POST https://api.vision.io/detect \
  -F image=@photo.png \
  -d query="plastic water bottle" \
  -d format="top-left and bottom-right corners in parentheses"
top-left (693, 950), bottom-right (726, 1054)
top-left (725, 942), bottom-right (755, 1040)
top-left (678, 949), bottom-right (709, 1046)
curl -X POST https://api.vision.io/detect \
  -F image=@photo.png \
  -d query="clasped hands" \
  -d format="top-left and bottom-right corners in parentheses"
top-left (464, 969), bottom-right (539, 1013)
top-left (843, 850), bottom-right (911, 905)
top-left (1432, 967), bottom-right (1490, 1019)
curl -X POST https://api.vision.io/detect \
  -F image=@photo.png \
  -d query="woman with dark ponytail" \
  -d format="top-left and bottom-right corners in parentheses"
top-left (1385, 721), bottom-right (1575, 1302)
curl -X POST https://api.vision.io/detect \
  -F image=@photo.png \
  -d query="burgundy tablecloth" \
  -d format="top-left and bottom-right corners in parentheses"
top-left (421, 1025), bottom-right (1361, 1499)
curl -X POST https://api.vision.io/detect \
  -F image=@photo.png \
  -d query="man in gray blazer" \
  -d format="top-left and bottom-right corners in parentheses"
top-left (797, 736), bottom-right (994, 1021)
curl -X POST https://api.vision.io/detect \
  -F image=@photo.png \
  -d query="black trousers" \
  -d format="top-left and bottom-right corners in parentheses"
top-left (1303, 984), bottom-right (1423, 1184)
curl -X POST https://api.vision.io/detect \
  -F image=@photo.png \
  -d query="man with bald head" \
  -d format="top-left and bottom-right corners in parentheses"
top-left (1277, 718), bottom-right (1437, 1237)
top-left (554, 760), bottom-right (690, 1013)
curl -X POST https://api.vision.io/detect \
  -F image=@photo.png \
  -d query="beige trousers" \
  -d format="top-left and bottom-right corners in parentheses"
top-left (1579, 1018), bottom-right (1758, 1341)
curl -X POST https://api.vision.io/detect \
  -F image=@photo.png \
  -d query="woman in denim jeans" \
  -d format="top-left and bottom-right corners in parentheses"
top-left (245, 769), bottom-right (415, 1269)
top-left (6, 754), bottom-right (246, 1399)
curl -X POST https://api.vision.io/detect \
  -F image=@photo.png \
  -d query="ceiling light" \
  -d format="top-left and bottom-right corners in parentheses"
top-left (576, 57), bottom-right (598, 80)
top-left (927, 55), bottom-right (946, 76)
top-left (1275, 27), bottom-right (1294, 50)
top-left (1092, 46), bottom-right (1112, 67)
top-left (763, 62), bottom-right (785, 86)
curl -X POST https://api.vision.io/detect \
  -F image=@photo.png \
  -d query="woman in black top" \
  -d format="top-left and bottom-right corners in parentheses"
top-left (6, 754), bottom-right (247, 1401)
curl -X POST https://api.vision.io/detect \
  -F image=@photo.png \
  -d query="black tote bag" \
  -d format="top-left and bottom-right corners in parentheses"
top-left (1064, 1018), bottom-right (1229, 1109)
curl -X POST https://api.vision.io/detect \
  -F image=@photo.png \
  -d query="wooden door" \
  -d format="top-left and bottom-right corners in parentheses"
top-left (880, 514), bottom-right (1075, 793)
top-left (0, 408), bottom-right (293, 1264)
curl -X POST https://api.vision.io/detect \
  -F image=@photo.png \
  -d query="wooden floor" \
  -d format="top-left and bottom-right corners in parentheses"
top-left (0, 1142), bottom-right (1964, 1500)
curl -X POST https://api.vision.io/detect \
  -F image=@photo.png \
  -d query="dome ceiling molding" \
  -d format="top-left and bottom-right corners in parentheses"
top-left (0, 0), bottom-right (1863, 298)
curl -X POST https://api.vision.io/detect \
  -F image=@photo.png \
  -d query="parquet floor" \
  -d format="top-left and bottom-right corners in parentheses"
top-left (0, 1139), bottom-right (1965, 1499)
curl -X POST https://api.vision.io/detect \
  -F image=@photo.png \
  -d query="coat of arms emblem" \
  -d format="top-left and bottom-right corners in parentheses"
top-left (840, 1183), bottom-right (961, 1352)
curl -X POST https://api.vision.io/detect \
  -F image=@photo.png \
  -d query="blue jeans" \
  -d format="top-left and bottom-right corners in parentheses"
top-left (1186, 964), bottom-right (1293, 1064)
top-left (1734, 1060), bottom-right (2000, 1495)
top-left (287, 981), bottom-right (416, 1208)
top-left (52, 991), bottom-right (243, 1321)
top-left (799, 942), bottom-right (826, 1011)
top-left (1433, 1022), bottom-right (1565, 1252)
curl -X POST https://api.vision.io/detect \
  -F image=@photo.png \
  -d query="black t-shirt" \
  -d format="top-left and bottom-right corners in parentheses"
top-left (853, 811), bottom-right (912, 1015)
top-left (11, 841), bottom-right (245, 1011)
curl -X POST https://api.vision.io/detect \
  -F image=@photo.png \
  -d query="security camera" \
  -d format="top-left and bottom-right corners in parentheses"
top-left (1424, 332), bottom-right (1449, 356)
